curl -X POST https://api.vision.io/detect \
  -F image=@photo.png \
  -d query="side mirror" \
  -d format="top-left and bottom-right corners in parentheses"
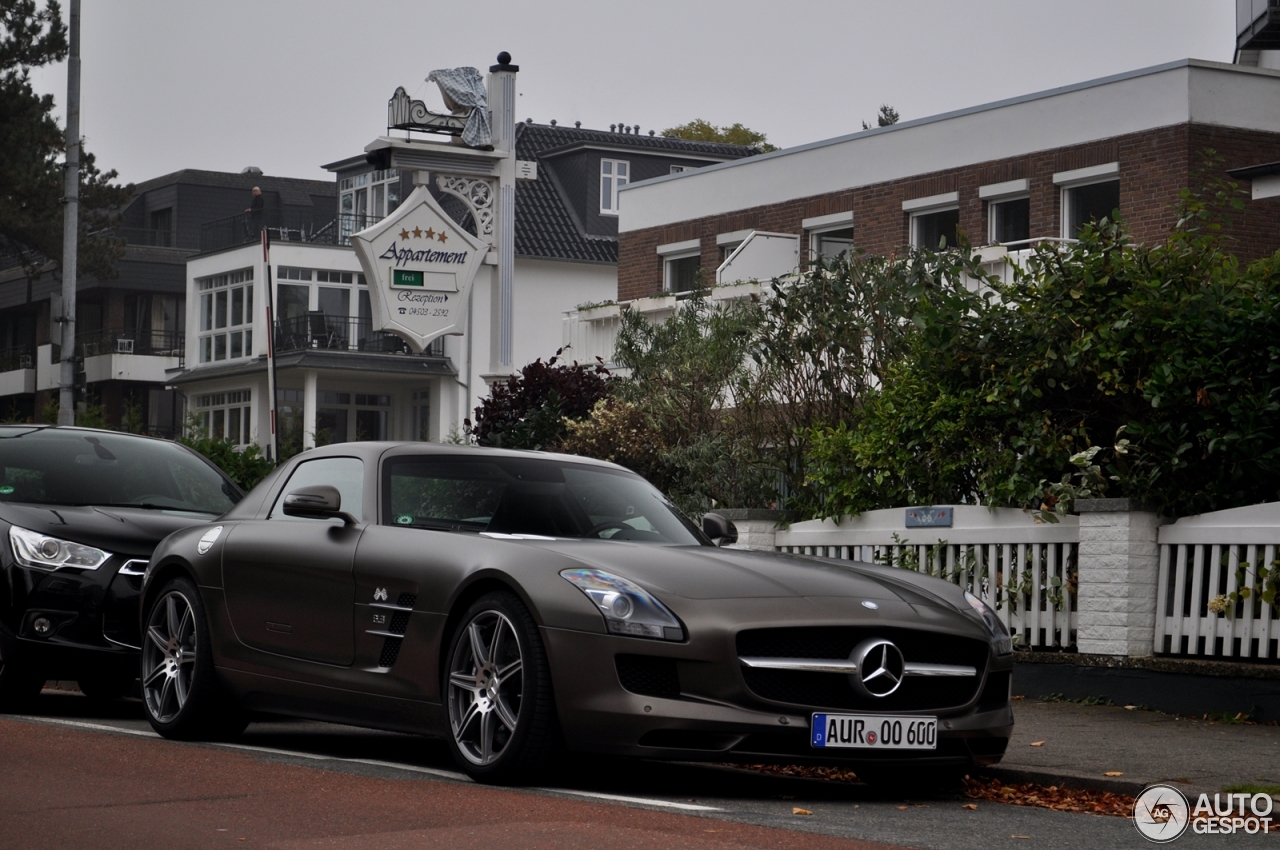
top-left (282, 485), bottom-right (358, 525)
top-left (702, 512), bottom-right (738, 547)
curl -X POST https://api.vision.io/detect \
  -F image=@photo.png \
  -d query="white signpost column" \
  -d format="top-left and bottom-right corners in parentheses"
top-left (351, 54), bottom-right (520, 439)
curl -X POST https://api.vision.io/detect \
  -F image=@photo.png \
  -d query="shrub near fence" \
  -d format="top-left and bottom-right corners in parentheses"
top-left (772, 506), bottom-right (1078, 651)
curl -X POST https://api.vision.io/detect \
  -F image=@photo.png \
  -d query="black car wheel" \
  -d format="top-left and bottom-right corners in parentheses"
top-left (444, 591), bottom-right (559, 784)
top-left (0, 656), bottom-right (43, 711)
top-left (141, 577), bottom-right (245, 740)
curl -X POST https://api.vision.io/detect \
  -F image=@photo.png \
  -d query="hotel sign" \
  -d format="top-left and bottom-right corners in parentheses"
top-left (350, 185), bottom-right (487, 352)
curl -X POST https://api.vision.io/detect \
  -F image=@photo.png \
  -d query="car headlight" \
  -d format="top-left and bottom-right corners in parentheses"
top-left (561, 568), bottom-right (684, 641)
top-left (9, 525), bottom-right (111, 571)
top-left (964, 590), bottom-right (1013, 655)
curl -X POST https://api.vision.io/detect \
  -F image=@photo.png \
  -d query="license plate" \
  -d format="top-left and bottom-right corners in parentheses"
top-left (811, 713), bottom-right (937, 750)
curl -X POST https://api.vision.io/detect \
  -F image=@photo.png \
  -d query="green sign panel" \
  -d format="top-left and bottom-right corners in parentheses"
top-left (393, 269), bottom-right (424, 287)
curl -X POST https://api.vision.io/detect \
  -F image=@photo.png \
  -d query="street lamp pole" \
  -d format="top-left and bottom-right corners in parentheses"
top-left (57, 0), bottom-right (81, 426)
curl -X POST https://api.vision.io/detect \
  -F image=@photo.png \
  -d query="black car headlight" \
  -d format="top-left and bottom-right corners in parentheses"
top-left (561, 568), bottom-right (684, 641)
top-left (9, 525), bottom-right (111, 571)
top-left (964, 590), bottom-right (1013, 655)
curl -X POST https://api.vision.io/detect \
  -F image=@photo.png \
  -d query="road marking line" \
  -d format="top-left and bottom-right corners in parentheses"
top-left (17, 717), bottom-right (159, 738)
top-left (549, 789), bottom-right (724, 812)
top-left (335, 757), bottom-right (471, 782)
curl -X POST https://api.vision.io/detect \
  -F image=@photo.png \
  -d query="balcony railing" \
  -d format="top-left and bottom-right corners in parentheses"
top-left (200, 212), bottom-right (384, 254)
top-left (0, 345), bottom-right (35, 372)
top-left (78, 329), bottom-right (184, 359)
top-left (273, 314), bottom-right (443, 357)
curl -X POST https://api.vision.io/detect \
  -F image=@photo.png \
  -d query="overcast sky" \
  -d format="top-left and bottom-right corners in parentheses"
top-left (27, 0), bottom-right (1236, 186)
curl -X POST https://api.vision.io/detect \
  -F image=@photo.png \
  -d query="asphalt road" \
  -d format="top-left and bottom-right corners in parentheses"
top-left (0, 689), bottom-right (1264, 850)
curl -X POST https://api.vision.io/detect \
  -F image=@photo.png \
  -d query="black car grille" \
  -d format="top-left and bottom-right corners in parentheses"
top-left (736, 627), bottom-right (988, 712)
top-left (388, 611), bottom-right (410, 635)
top-left (615, 654), bottom-right (681, 699)
top-left (397, 593), bottom-right (417, 608)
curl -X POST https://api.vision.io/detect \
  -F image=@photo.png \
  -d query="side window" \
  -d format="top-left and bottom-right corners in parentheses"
top-left (269, 457), bottom-right (364, 521)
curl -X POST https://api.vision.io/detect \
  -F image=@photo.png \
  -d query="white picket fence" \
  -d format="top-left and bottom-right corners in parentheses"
top-left (773, 506), bottom-right (1078, 650)
top-left (1157, 503), bottom-right (1280, 661)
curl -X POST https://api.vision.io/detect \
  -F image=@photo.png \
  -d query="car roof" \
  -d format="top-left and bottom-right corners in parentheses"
top-left (294, 440), bottom-right (630, 473)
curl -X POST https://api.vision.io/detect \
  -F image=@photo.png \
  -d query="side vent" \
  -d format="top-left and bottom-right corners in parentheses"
top-left (615, 654), bottom-right (680, 699)
top-left (379, 638), bottom-right (402, 668)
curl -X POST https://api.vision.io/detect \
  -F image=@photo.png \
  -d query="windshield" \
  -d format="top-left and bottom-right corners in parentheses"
top-left (384, 455), bottom-right (705, 545)
top-left (0, 427), bottom-right (241, 514)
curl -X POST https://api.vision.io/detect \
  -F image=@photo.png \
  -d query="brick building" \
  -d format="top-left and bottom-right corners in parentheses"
top-left (612, 60), bottom-right (1280, 304)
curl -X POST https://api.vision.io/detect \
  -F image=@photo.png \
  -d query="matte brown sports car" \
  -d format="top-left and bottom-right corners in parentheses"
top-left (140, 443), bottom-right (1013, 784)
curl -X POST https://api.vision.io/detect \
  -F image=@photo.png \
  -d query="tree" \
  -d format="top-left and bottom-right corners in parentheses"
top-left (861, 104), bottom-right (900, 131)
top-left (466, 349), bottom-right (613, 450)
top-left (660, 119), bottom-right (778, 153)
top-left (0, 0), bottom-right (131, 280)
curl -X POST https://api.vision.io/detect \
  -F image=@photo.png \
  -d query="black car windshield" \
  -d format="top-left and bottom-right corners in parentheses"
top-left (384, 455), bottom-right (705, 545)
top-left (0, 427), bottom-right (240, 514)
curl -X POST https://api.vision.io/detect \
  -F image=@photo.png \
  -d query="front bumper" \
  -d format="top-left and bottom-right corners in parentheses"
top-left (0, 557), bottom-right (146, 680)
top-left (543, 626), bottom-right (1013, 768)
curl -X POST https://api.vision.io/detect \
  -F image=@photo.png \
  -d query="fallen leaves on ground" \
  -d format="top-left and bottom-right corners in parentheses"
top-left (962, 776), bottom-right (1134, 817)
top-left (1029, 741), bottom-right (1045, 747)
top-left (792, 807), bottom-right (812, 816)
top-left (738, 764), bottom-right (859, 783)
top-left (1104, 771), bottom-right (1124, 777)
top-left (961, 803), bottom-right (978, 810)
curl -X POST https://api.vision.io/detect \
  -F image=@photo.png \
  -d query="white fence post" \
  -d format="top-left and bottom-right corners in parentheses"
top-left (720, 509), bottom-right (799, 552)
top-left (1074, 499), bottom-right (1163, 657)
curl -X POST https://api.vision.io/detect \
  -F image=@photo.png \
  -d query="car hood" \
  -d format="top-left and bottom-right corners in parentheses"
top-left (0, 503), bottom-right (216, 560)
top-left (534, 540), bottom-right (957, 607)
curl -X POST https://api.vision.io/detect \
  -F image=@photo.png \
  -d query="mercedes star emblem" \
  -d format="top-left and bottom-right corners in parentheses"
top-left (848, 638), bottom-right (906, 698)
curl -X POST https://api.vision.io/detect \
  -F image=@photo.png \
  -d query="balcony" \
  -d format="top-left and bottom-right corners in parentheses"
top-left (0, 345), bottom-right (37, 397)
top-left (200, 212), bottom-right (384, 254)
top-left (273, 314), bottom-right (443, 357)
top-left (77, 329), bottom-right (185, 383)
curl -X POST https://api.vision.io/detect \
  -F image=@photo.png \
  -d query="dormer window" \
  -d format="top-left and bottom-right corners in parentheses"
top-left (600, 159), bottom-right (629, 215)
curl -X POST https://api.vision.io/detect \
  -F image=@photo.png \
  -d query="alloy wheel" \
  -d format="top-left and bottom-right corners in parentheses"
top-left (142, 590), bottom-right (197, 723)
top-left (447, 609), bottom-right (524, 765)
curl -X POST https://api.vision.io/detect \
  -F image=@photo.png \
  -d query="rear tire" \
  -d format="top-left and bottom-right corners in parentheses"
top-left (140, 576), bottom-right (246, 740)
top-left (443, 591), bottom-right (560, 784)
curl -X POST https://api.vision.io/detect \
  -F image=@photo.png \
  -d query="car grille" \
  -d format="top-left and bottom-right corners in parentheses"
top-left (379, 638), bottom-right (402, 668)
top-left (736, 627), bottom-right (988, 712)
top-left (615, 654), bottom-right (681, 698)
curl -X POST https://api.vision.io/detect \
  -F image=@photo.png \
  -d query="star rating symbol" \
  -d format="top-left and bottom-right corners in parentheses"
top-left (424, 227), bottom-right (435, 240)
top-left (437, 231), bottom-right (448, 244)
top-left (399, 229), bottom-right (410, 240)
top-left (412, 226), bottom-right (423, 239)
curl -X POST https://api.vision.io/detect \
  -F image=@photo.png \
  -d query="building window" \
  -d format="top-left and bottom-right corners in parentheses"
top-left (989, 197), bottom-right (1030, 244)
top-left (1063, 180), bottom-right (1120, 236)
top-left (600, 159), bottom-right (629, 214)
top-left (194, 390), bottom-right (252, 445)
top-left (412, 389), bottom-right (431, 442)
top-left (197, 269), bottom-right (253, 364)
top-left (273, 267), bottom-right (367, 346)
top-left (664, 252), bottom-right (700, 294)
top-left (911, 208), bottom-right (960, 250)
top-left (149, 208), bottom-right (173, 248)
top-left (316, 391), bottom-right (391, 444)
top-left (340, 169), bottom-right (399, 243)
top-left (670, 165), bottom-right (694, 174)
top-left (810, 227), bottom-right (854, 262)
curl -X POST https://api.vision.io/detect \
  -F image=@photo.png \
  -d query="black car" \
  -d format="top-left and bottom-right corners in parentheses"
top-left (141, 442), bottom-right (1012, 785)
top-left (0, 426), bottom-right (242, 705)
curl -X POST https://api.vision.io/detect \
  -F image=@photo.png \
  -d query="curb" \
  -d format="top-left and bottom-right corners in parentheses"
top-left (976, 765), bottom-right (1149, 797)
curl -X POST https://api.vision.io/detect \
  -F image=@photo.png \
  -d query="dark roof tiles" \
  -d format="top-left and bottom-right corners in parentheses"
top-left (513, 123), bottom-right (756, 263)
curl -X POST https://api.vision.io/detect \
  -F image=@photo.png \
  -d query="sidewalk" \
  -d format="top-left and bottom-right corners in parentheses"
top-left (984, 697), bottom-right (1280, 800)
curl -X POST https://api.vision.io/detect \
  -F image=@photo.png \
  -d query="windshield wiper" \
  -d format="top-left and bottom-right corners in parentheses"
top-left (86, 502), bottom-right (215, 514)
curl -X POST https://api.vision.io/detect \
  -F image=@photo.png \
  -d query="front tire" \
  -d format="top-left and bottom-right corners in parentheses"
top-left (444, 591), bottom-right (559, 784)
top-left (140, 577), bottom-right (245, 740)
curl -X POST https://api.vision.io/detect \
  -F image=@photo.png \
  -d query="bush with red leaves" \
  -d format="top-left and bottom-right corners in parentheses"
top-left (467, 348), bottom-right (613, 450)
